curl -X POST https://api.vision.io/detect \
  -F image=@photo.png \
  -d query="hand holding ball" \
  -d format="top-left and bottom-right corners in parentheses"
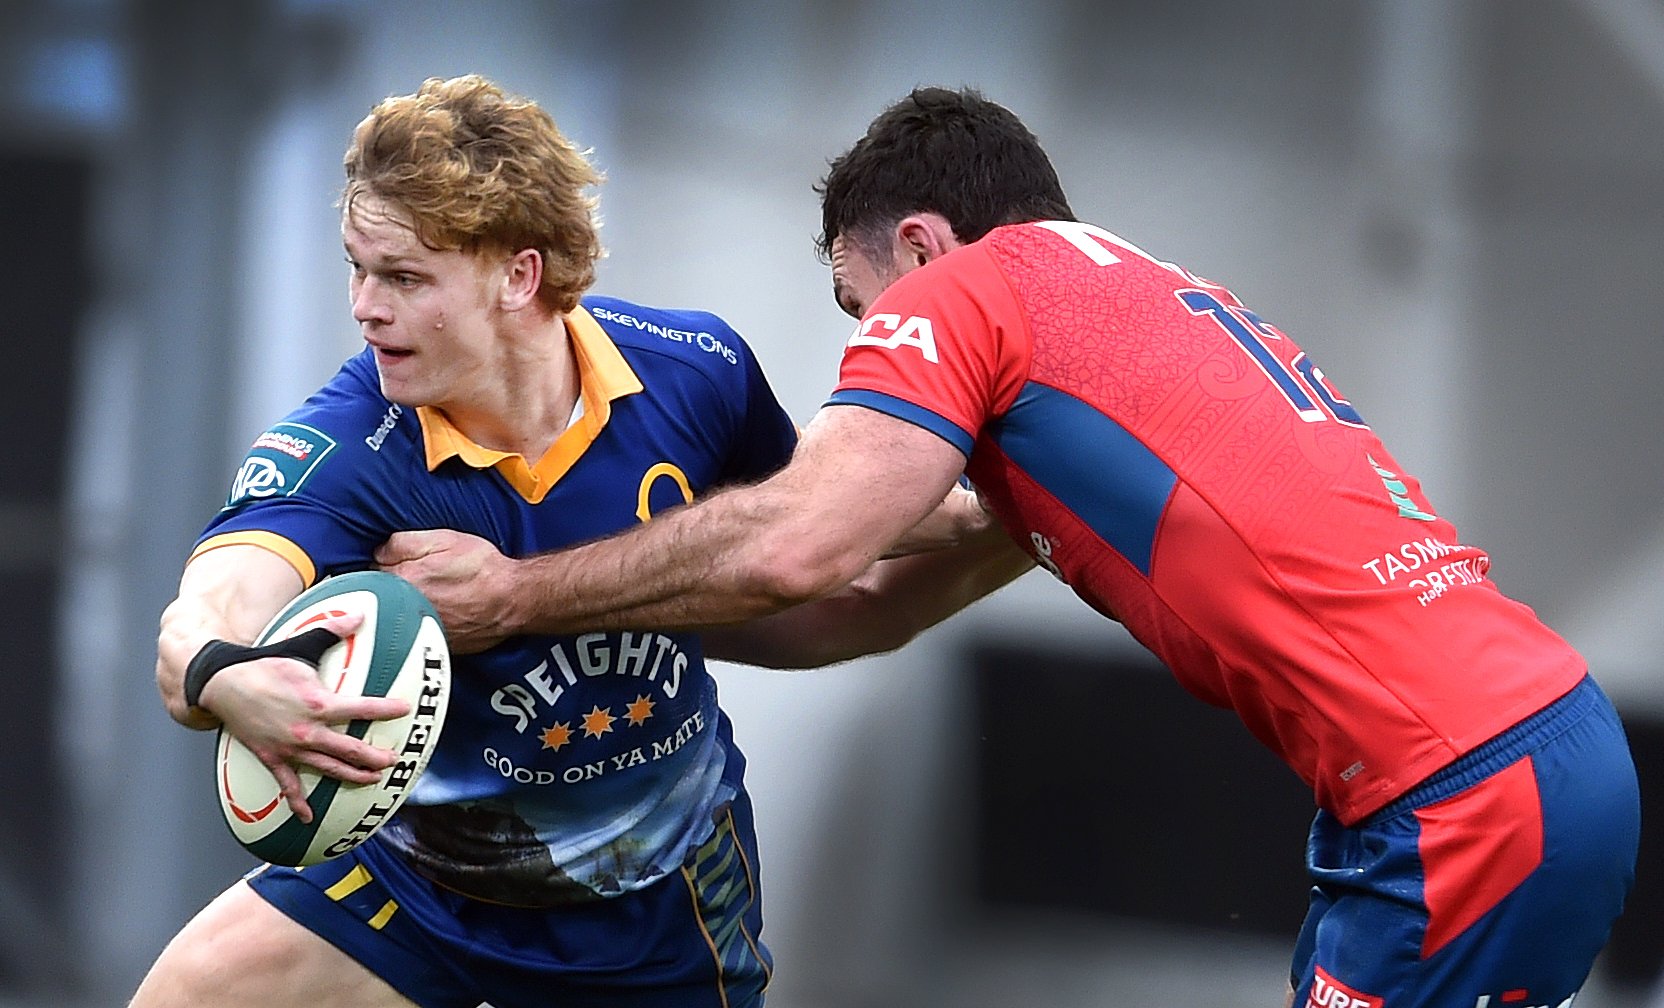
top-left (212, 571), bottom-right (451, 866)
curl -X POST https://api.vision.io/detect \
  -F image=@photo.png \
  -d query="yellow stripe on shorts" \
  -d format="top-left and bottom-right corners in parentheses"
top-left (324, 864), bottom-right (373, 901)
top-left (367, 900), bottom-right (398, 930)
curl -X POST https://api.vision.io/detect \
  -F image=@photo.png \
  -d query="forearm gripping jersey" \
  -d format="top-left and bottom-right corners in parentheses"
top-left (197, 298), bottom-right (797, 905)
top-left (828, 221), bottom-right (1587, 824)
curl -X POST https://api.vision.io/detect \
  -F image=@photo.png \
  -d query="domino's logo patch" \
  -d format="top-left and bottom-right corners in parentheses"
top-left (225, 422), bottom-right (337, 508)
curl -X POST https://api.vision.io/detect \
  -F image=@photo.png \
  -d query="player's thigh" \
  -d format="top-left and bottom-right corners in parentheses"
top-left (129, 879), bottom-right (414, 1008)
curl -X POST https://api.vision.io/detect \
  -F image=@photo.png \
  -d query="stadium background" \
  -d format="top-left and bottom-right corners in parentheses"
top-left (2, 0), bottom-right (1661, 1005)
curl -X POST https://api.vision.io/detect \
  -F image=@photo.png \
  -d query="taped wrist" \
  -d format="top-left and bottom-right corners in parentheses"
top-left (182, 626), bottom-right (342, 709)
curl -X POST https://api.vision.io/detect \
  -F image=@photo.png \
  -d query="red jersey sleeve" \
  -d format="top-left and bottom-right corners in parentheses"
top-left (826, 243), bottom-right (1029, 456)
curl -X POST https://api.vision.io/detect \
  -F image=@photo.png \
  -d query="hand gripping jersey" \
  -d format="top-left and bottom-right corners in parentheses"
top-left (196, 297), bottom-right (797, 904)
top-left (828, 221), bottom-right (1586, 823)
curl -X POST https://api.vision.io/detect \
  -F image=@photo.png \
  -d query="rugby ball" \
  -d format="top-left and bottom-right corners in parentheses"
top-left (214, 570), bottom-right (450, 866)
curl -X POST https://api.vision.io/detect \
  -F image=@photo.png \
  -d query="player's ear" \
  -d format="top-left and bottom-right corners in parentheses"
top-left (895, 212), bottom-right (961, 268)
top-left (499, 248), bottom-right (543, 310)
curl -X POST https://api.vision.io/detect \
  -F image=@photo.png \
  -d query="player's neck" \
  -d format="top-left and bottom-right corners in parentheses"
top-left (440, 315), bottom-right (580, 461)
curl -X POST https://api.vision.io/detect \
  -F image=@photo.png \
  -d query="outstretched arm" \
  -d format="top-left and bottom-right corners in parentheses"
top-left (701, 526), bottom-right (1034, 669)
top-left (378, 405), bottom-right (973, 649)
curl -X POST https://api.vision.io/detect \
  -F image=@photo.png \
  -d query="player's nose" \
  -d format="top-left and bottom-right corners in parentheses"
top-left (351, 277), bottom-right (393, 326)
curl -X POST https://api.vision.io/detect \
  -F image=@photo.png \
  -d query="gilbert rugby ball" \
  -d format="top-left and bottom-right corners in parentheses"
top-left (214, 570), bottom-right (450, 866)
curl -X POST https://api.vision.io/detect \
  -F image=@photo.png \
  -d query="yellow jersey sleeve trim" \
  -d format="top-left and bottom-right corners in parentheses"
top-left (188, 531), bottom-right (318, 588)
top-left (413, 306), bottom-right (645, 505)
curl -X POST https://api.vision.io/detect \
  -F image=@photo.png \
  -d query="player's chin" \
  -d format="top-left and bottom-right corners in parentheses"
top-left (372, 371), bottom-right (427, 408)
top-left (371, 352), bottom-right (425, 391)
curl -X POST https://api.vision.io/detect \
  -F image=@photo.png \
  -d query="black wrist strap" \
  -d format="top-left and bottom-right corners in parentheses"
top-left (182, 626), bottom-right (342, 709)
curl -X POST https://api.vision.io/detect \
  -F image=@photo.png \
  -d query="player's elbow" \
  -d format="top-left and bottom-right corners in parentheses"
top-left (745, 531), bottom-right (871, 610)
top-left (155, 598), bottom-right (218, 730)
top-left (155, 599), bottom-right (189, 693)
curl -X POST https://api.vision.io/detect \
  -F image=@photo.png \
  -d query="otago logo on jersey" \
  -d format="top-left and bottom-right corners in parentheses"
top-left (848, 313), bottom-right (939, 363)
top-left (224, 422), bottom-right (337, 508)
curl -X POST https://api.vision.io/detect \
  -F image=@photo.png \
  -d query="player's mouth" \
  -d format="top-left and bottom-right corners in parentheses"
top-left (367, 341), bottom-right (415, 363)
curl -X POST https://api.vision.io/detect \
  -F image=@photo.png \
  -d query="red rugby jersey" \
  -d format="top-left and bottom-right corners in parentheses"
top-left (828, 221), bottom-right (1585, 822)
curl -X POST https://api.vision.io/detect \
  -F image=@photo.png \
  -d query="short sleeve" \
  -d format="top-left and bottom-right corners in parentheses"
top-left (717, 326), bottom-right (799, 485)
top-left (194, 356), bottom-right (409, 584)
top-left (826, 243), bottom-right (1028, 457)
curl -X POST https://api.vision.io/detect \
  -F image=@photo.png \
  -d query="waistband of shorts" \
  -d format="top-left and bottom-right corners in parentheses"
top-left (1364, 674), bottom-right (1604, 825)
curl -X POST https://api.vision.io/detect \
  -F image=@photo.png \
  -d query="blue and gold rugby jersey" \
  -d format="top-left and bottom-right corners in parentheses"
top-left (193, 296), bottom-right (797, 905)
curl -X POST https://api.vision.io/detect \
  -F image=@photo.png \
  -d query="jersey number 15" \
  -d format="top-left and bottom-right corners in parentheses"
top-left (1038, 219), bottom-right (1368, 429)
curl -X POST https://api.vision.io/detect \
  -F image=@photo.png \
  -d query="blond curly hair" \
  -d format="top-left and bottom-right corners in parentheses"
top-left (342, 74), bottom-right (604, 313)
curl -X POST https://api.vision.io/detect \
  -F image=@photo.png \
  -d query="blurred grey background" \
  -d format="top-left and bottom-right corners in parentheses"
top-left (3, 0), bottom-right (1661, 1005)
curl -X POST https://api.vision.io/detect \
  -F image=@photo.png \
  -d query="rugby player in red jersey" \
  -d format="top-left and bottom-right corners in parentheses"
top-left (380, 87), bottom-right (1638, 1008)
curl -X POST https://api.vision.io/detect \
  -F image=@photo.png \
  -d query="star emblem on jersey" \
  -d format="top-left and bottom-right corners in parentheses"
top-left (625, 694), bottom-right (656, 726)
top-left (581, 705), bottom-right (616, 738)
top-left (539, 722), bottom-right (572, 751)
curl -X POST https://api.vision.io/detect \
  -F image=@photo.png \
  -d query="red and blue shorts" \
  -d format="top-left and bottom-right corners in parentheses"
top-left (1292, 675), bottom-right (1639, 1008)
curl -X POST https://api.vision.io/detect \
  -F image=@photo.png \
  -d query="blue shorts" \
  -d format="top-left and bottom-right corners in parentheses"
top-left (1291, 676), bottom-right (1639, 1008)
top-left (247, 795), bottom-right (772, 1008)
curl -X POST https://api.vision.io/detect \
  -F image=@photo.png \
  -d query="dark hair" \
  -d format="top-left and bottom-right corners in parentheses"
top-left (814, 86), bottom-right (1074, 259)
